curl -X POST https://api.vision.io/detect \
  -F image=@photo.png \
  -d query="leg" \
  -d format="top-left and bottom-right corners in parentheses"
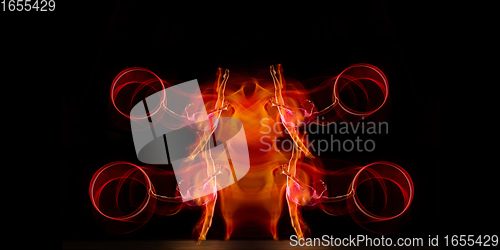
top-left (224, 219), bottom-right (233, 241)
top-left (197, 192), bottom-right (217, 245)
top-left (286, 189), bottom-right (304, 239)
top-left (269, 184), bottom-right (284, 241)
top-left (223, 208), bottom-right (234, 241)
top-left (195, 132), bottom-right (219, 244)
top-left (270, 205), bottom-right (280, 241)
top-left (285, 145), bottom-right (305, 239)
top-left (217, 188), bottom-right (234, 241)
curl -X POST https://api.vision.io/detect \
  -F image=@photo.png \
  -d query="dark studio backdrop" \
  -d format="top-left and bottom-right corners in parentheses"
top-left (62, 1), bottom-right (450, 243)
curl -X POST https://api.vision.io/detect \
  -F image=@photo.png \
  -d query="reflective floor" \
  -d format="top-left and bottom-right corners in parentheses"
top-left (62, 240), bottom-right (439, 250)
top-left (62, 240), bottom-right (310, 250)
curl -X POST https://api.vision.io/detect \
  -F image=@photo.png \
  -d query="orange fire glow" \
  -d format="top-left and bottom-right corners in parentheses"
top-left (89, 64), bottom-right (414, 244)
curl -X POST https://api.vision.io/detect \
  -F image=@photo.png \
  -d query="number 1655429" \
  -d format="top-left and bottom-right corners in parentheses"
top-left (2, 0), bottom-right (55, 12)
top-left (443, 235), bottom-right (498, 247)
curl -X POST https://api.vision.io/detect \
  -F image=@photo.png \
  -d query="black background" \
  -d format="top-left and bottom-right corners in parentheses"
top-left (60, 0), bottom-right (454, 243)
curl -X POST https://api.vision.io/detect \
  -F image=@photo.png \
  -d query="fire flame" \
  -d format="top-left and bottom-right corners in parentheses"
top-left (89, 64), bottom-right (413, 244)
